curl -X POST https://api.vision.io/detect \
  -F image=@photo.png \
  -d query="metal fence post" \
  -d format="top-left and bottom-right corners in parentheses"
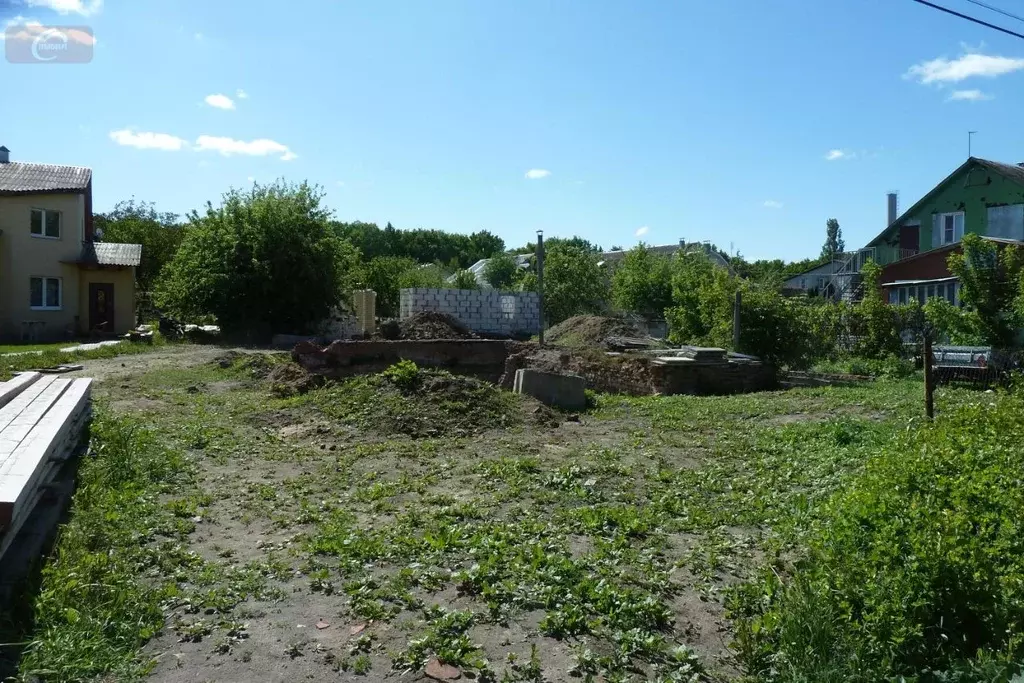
top-left (924, 331), bottom-right (934, 419)
top-left (732, 290), bottom-right (742, 350)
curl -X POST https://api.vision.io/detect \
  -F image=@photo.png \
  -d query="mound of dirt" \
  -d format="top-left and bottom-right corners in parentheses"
top-left (266, 362), bottom-right (326, 397)
top-left (545, 315), bottom-right (647, 350)
top-left (399, 312), bottom-right (476, 340)
top-left (315, 367), bottom-right (526, 437)
top-left (215, 351), bottom-right (288, 378)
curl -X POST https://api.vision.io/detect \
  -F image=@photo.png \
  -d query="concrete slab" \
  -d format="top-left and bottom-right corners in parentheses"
top-left (513, 368), bottom-right (586, 410)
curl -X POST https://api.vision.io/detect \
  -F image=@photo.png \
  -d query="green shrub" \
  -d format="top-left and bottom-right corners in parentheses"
top-left (812, 354), bottom-right (915, 379)
top-left (381, 359), bottom-right (421, 392)
top-left (732, 391), bottom-right (1024, 682)
top-left (451, 269), bottom-right (479, 290)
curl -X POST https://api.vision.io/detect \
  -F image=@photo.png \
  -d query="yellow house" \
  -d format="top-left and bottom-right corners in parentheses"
top-left (0, 146), bottom-right (141, 341)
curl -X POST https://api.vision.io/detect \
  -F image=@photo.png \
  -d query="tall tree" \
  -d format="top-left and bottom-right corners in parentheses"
top-left (948, 233), bottom-right (1024, 347)
top-left (155, 181), bottom-right (350, 338)
top-left (94, 200), bottom-right (184, 293)
top-left (821, 218), bottom-right (845, 260)
top-left (482, 253), bottom-right (519, 290)
top-left (540, 245), bottom-right (609, 324)
top-left (610, 243), bottom-right (673, 317)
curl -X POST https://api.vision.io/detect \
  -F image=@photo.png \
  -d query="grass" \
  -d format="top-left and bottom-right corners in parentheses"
top-left (0, 336), bottom-right (168, 380)
top-left (0, 342), bottom-right (80, 355)
top-left (7, 352), bottom-right (998, 682)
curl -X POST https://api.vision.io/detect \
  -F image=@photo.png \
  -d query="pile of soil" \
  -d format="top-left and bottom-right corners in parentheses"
top-left (545, 315), bottom-right (647, 350)
top-left (399, 312), bottom-right (477, 340)
top-left (266, 362), bottom-right (326, 397)
top-left (215, 351), bottom-right (288, 379)
top-left (317, 367), bottom-right (526, 437)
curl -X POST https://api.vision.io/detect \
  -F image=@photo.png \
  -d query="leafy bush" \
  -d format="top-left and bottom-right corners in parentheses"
top-left (924, 298), bottom-right (986, 345)
top-left (542, 245), bottom-right (609, 324)
top-left (665, 251), bottom-right (737, 346)
top-left (450, 269), bottom-right (479, 290)
top-left (847, 261), bottom-right (904, 359)
top-left (948, 233), bottom-right (1023, 348)
top-left (812, 354), bottom-right (915, 378)
top-left (482, 253), bottom-right (520, 290)
top-left (155, 181), bottom-right (352, 338)
top-left (381, 360), bottom-right (421, 392)
top-left (611, 244), bottom-right (673, 317)
top-left (732, 391), bottom-right (1024, 681)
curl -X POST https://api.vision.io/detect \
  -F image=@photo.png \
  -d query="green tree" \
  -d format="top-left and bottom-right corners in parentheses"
top-left (451, 269), bottom-right (479, 290)
top-left (154, 181), bottom-right (347, 338)
top-left (821, 218), bottom-right (845, 260)
top-left (848, 261), bottom-right (903, 358)
top-left (94, 200), bottom-right (184, 293)
top-left (611, 244), bottom-right (673, 317)
top-left (353, 256), bottom-right (419, 318)
top-left (948, 233), bottom-right (1024, 347)
top-left (482, 253), bottom-right (519, 290)
top-left (542, 245), bottom-right (609, 324)
top-left (666, 251), bottom-right (737, 345)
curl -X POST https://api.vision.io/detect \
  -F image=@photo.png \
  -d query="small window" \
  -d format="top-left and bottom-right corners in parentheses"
top-left (30, 209), bottom-right (61, 238)
top-left (926, 285), bottom-right (935, 300)
top-left (939, 212), bottom-right (964, 245)
top-left (888, 289), bottom-right (899, 304)
top-left (898, 287), bottom-right (908, 305)
top-left (30, 277), bottom-right (62, 309)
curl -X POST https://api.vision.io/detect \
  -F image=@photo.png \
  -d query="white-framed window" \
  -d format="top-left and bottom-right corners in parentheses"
top-left (30, 277), bottom-right (62, 310)
top-left (30, 208), bottom-right (61, 239)
top-left (888, 282), bottom-right (959, 307)
top-left (938, 212), bottom-right (964, 245)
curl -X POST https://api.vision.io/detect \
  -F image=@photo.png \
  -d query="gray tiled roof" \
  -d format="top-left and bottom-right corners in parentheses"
top-left (78, 242), bottom-right (142, 267)
top-left (0, 161), bottom-right (91, 194)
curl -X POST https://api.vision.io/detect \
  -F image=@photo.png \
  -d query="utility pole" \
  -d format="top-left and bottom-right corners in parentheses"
top-left (732, 290), bottom-right (742, 350)
top-left (536, 230), bottom-right (545, 346)
top-left (968, 131), bottom-right (977, 158)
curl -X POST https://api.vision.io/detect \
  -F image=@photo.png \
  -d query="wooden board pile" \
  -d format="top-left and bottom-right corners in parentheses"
top-left (0, 372), bottom-right (92, 567)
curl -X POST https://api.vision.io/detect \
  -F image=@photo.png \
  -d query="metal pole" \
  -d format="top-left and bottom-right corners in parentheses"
top-left (536, 230), bottom-right (545, 346)
top-left (923, 332), bottom-right (934, 419)
top-left (732, 290), bottom-right (742, 350)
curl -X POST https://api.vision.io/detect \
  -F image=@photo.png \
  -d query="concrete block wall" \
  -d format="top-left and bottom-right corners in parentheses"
top-left (399, 288), bottom-right (540, 336)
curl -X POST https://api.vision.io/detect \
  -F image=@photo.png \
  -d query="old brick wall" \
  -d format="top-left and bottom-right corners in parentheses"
top-left (399, 288), bottom-right (540, 337)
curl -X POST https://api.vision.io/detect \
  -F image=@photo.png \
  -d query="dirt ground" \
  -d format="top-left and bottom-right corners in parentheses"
top-left (52, 345), bottom-right (923, 683)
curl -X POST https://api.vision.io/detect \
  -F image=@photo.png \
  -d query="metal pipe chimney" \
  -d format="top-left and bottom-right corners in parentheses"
top-left (887, 192), bottom-right (898, 226)
top-left (0, 146), bottom-right (9, 164)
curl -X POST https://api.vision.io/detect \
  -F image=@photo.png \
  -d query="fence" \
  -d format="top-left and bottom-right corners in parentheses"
top-left (399, 288), bottom-right (540, 337)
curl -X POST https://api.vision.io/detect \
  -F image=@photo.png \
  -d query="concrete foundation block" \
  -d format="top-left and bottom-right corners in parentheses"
top-left (513, 369), bottom-right (586, 410)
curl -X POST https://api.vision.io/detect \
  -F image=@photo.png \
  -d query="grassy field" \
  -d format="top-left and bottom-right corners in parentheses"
top-left (0, 342), bottom-right (80, 355)
top-left (3, 349), bottom-right (992, 682)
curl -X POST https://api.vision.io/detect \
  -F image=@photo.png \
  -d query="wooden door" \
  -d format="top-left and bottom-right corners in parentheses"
top-left (88, 283), bottom-right (115, 335)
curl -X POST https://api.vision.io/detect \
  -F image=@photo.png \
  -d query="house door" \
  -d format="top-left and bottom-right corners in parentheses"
top-left (88, 283), bottom-right (115, 335)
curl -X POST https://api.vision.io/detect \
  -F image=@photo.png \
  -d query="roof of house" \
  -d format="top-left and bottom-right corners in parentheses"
top-left (866, 157), bottom-right (1024, 248)
top-left (783, 258), bottom-right (841, 281)
top-left (0, 161), bottom-right (92, 195)
top-left (78, 242), bottom-right (143, 267)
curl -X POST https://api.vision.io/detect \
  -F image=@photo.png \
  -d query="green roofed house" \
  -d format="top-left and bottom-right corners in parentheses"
top-left (835, 158), bottom-right (1024, 305)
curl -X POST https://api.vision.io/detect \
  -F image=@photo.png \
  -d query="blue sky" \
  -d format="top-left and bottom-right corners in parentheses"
top-left (4, 0), bottom-right (1024, 260)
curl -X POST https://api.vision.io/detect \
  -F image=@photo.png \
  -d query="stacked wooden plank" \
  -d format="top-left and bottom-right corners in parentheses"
top-left (0, 372), bottom-right (92, 563)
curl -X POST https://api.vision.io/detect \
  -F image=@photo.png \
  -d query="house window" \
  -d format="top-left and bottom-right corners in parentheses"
top-left (30, 209), bottom-right (61, 239)
top-left (30, 277), bottom-right (62, 310)
top-left (889, 282), bottom-right (959, 307)
top-left (938, 212), bottom-right (964, 245)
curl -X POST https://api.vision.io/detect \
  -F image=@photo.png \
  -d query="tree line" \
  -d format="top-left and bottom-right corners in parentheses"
top-left (101, 181), bottom-right (1018, 364)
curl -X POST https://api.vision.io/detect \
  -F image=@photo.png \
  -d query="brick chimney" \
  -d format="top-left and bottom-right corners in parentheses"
top-left (0, 146), bottom-right (9, 164)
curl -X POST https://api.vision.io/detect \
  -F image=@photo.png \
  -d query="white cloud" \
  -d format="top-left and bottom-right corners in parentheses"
top-left (763, 199), bottom-right (783, 209)
top-left (236, 89), bottom-right (248, 99)
top-left (109, 129), bottom-right (188, 151)
top-left (635, 226), bottom-right (649, 237)
top-left (906, 52), bottom-right (1024, 84)
top-left (204, 93), bottom-right (235, 110)
top-left (948, 89), bottom-right (992, 101)
top-left (194, 135), bottom-right (297, 160)
top-left (194, 32), bottom-right (204, 41)
top-left (26, 0), bottom-right (102, 16)
top-left (247, 176), bottom-right (255, 183)
top-left (336, 180), bottom-right (346, 187)
top-left (825, 149), bottom-right (854, 161)
top-left (524, 168), bottom-right (550, 179)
